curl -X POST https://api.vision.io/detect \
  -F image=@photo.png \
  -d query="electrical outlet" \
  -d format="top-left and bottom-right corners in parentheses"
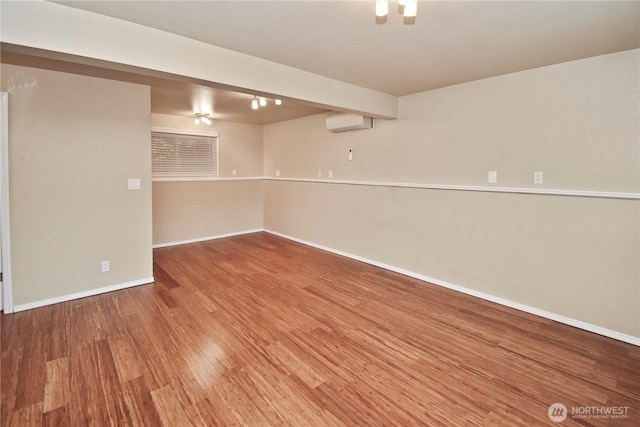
top-left (232, 169), bottom-right (237, 176)
top-left (534, 171), bottom-right (544, 184)
top-left (328, 170), bottom-right (333, 178)
top-left (275, 169), bottom-right (280, 177)
top-left (101, 260), bottom-right (110, 273)
top-left (317, 170), bottom-right (322, 178)
top-left (488, 171), bottom-right (497, 183)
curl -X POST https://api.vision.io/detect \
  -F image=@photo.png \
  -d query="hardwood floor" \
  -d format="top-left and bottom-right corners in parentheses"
top-left (2, 232), bottom-right (639, 426)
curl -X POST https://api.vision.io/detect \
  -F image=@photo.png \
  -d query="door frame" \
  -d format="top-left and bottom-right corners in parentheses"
top-left (1, 92), bottom-right (13, 313)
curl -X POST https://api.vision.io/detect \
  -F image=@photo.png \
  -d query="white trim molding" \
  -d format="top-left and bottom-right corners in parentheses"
top-left (264, 177), bottom-right (640, 200)
top-left (151, 175), bottom-right (640, 200)
top-left (152, 176), bottom-right (263, 183)
top-left (13, 277), bottom-right (154, 312)
top-left (264, 229), bottom-right (640, 347)
top-left (1, 92), bottom-right (13, 313)
top-left (152, 229), bottom-right (264, 249)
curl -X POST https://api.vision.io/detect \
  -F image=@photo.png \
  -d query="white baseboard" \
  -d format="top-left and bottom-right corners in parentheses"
top-left (16, 229), bottom-right (636, 346)
top-left (152, 229), bottom-right (264, 248)
top-left (264, 229), bottom-right (640, 347)
top-left (13, 277), bottom-right (154, 312)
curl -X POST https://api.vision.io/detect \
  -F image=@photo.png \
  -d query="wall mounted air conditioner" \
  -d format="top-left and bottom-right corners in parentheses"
top-left (325, 114), bottom-right (374, 133)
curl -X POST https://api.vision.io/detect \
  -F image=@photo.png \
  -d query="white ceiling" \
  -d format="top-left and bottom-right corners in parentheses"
top-left (23, 1), bottom-right (640, 123)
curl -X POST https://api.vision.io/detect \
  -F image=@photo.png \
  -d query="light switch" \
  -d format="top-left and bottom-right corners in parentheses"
top-left (128, 178), bottom-right (141, 190)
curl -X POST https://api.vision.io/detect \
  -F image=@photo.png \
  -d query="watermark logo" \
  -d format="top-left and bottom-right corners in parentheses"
top-left (548, 403), bottom-right (568, 423)
top-left (548, 403), bottom-right (630, 422)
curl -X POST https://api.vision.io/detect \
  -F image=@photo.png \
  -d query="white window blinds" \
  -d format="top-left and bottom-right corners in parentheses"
top-left (151, 131), bottom-right (218, 178)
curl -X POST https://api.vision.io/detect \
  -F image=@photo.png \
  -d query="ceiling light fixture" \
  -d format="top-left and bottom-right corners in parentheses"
top-left (194, 113), bottom-right (211, 125)
top-left (404, 0), bottom-right (417, 17)
top-left (375, 0), bottom-right (417, 20)
top-left (375, 0), bottom-right (388, 17)
top-left (251, 96), bottom-right (283, 109)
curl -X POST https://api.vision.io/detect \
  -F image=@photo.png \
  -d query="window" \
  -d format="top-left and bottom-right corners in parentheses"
top-left (151, 129), bottom-right (218, 179)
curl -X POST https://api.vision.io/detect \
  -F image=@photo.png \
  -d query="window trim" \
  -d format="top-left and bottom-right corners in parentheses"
top-left (151, 127), bottom-right (219, 181)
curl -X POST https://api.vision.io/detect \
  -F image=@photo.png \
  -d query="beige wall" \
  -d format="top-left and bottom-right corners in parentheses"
top-left (264, 50), bottom-right (640, 338)
top-left (2, 64), bottom-right (153, 306)
top-left (265, 50), bottom-right (639, 191)
top-left (152, 180), bottom-right (263, 245)
top-left (151, 114), bottom-right (263, 245)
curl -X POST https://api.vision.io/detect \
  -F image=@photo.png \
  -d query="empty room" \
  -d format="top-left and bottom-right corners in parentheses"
top-left (1, 1), bottom-right (639, 426)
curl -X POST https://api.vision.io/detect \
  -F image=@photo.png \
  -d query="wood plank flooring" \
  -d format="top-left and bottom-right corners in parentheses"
top-left (2, 232), bottom-right (639, 426)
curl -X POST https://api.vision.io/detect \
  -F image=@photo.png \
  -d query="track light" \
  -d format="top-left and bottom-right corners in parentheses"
top-left (375, 0), bottom-right (417, 21)
top-left (194, 113), bottom-right (211, 125)
top-left (375, 0), bottom-right (388, 17)
top-left (404, 0), bottom-right (417, 17)
top-left (250, 95), bottom-right (283, 109)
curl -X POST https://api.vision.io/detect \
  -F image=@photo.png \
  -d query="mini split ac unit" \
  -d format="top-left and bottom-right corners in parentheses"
top-left (325, 114), bottom-right (374, 133)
